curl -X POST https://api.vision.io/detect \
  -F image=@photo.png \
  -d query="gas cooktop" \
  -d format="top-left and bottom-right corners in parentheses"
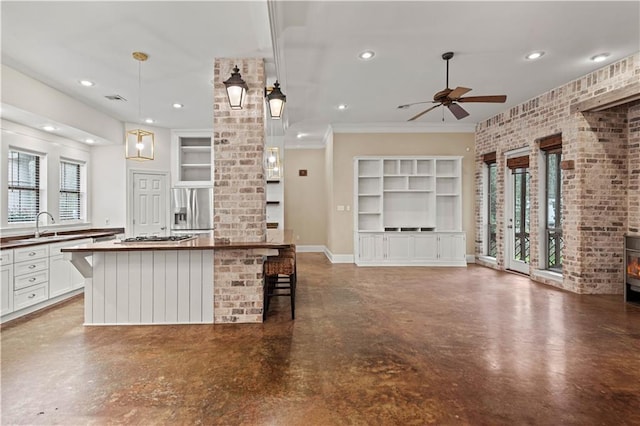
top-left (122, 235), bottom-right (195, 243)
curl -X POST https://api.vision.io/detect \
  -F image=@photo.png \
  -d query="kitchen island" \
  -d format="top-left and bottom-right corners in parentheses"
top-left (62, 230), bottom-right (293, 326)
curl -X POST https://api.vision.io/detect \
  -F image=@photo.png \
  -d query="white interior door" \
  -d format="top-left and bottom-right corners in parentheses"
top-left (131, 172), bottom-right (168, 237)
top-left (504, 152), bottom-right (530, 275)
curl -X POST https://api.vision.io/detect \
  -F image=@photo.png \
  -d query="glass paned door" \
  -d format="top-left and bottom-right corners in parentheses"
top-left (505, 159), bottom-right (530, 274)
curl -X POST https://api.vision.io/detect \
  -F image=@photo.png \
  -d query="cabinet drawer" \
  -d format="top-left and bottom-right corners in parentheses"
top-left (14, 257), bottom-right (49, 276)
top-left (14, 245), bottom-right (49, 262)
top-left (0, 250), bottom-right (13, 266)
top-left (49, 238), bottom-right (93, 256)
top-left (14, 283), bottom-right (48, 310)
top-left (14, 270), bottom-right (49, 291)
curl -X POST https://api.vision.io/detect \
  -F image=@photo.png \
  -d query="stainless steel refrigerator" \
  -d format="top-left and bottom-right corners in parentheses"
top-left (171, 187), bottom-right (214, 234)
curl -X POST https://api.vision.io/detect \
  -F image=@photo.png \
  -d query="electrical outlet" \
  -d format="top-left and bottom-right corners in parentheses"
top-left (105, 218), bottom-right (110, 225)
top-left (337, 205), bottom-right (345, 211)
top-left (346, 205), bottom-right (351, 211)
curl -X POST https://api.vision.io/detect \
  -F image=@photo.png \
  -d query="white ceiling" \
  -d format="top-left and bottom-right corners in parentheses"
top-left (2, 1), bottom-right (639, 148)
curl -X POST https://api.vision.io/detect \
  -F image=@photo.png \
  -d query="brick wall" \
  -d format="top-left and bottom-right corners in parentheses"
top-left (475, 53), bottom-right (639, 294)
top-left (213, 58), bottom-right (266, 323)
top-left (629, 102), bottom-right (640, 235)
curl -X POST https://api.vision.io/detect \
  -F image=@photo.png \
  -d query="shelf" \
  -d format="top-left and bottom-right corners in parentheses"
top-left (384, 190), bottom-right (433, 193)
top-left (359, 211), bottom-right (381, 215)
top-left (267, 222), bottom-right (279, 229)
top-left (181, 164), bottom-right (211, 168)
top-left (436, 193), bottom-right (459, 196)
top-left (181, 146), bottom-right (211, 152)
top-left (266, 201), bottom-right (280, 205)
top-left (359, 193), bottom-right (381, 197)
top-left (267, 180), bottom-right (280, 184)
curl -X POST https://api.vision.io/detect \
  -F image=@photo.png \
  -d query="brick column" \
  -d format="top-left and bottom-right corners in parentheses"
top-left (212, 58), bottom-right (266, 323)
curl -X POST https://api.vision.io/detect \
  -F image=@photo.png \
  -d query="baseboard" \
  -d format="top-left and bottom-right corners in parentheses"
top-left (323, 248), bottom-right (355, 264)
top-left (296, 245), bottom-right (326, 253)
top-left (466, 254), bottom-right (476, 263)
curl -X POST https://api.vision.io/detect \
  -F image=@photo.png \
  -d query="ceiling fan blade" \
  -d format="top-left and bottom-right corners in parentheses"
top-left (458, 95), bottom-right (507, 103)
top-left (448, 86), bottom-right (472, 100)
top-left (408, 104), bottom-right (441, 121)
top-left (447, 103), bottom-right (469, 120)
top-left (397, 100), bottom-right (437, 109)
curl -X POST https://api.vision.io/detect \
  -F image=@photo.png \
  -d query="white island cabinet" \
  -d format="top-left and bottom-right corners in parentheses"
top-left (354, 156), bottom-right (466, 266)
top-left (66, 248), bottom-right (214, 325)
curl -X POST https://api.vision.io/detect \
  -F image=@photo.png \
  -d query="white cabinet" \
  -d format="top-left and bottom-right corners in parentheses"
top-left (171, 130), bottom-right (213, 185)
top-left (49, 238), bottom-right (92, 297)
top-left (2, 236), bottom-right (95, 323)
top-left (1, 250), bottom-right (14, 316)
top-left (358, 233), bottom-right (384, 262)
top-left (413, 234), bottom-right (439, 262)
top-left (438, 233), bottom-right (467, 263)
top-left (13, 245), bottom-right (49, 310)
top-left (386, 234), bottom-right (411, 261)
top-left (354, 156), bottom-right (466, 266)
top-left (356, 232), bottom-right (466, 266)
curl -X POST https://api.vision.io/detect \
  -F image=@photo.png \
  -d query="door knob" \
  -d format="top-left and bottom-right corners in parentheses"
top-left (161, 226), bottom-right (166, 230)
top-left (507, 225), bottom-right (513, 229)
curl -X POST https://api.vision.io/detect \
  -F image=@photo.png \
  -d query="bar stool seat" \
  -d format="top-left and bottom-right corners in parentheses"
top-left (263, 247), bottom-right (296, 320)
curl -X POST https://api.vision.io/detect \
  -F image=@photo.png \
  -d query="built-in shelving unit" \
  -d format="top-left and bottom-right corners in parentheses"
top-left (354, 156), bottom-right (465, 266)
top-left (171, 130), bottom-right (213, 186)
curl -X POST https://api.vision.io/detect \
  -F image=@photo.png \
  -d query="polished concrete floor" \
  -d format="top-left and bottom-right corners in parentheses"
top-left (2, 253), bottom-right (639, 425)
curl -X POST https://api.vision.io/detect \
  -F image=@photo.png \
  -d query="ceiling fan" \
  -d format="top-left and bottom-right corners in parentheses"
top-left (398, 51), bottom-right (507, 121)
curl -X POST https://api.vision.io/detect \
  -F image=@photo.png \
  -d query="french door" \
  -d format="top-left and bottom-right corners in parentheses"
top-left (505, 150), bottom-right (530, 274)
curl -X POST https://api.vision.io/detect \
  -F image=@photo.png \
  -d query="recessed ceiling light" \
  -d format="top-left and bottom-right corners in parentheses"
top-left (337, 104), bottom-right (348, 110)
top-left (85, 138), bottom-right (95, 144)
top-left (359, 50), bottom-right (375, 60)
top-left (144, 118), bottom-right (154, 124)
top-left (591, 53), bottom-right (610, 63)
top-left (525, 51), bottom-right (545, 60)
top-left (172, 103), bottom-right (184, 109)
top-left (42, 125), bottom-right (57, 132)
top-left (79, 80), bottom-right (95, 87)
top-left (296, 133), bottom-right (307, 139)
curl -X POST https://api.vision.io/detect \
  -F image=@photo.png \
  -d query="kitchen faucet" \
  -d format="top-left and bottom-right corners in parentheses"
top-left (35, 211), bottom-right (55, 238)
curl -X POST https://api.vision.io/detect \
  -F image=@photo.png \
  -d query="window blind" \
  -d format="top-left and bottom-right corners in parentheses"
top-left (8, 150), bottom-right (40, 222)
top-left (59, 161), bottom-right (81, 221)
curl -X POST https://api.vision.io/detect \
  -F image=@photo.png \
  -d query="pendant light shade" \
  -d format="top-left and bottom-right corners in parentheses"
top-left (125, 51), bottom-right (155, 161)
top-left (265, 80), bottom-right (286, 119)
top-left (223, 65), bottom-right (248, 110)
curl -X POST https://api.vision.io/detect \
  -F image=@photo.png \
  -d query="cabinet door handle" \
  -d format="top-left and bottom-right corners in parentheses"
top-left (29, 252), bottom-right (36, 256)
top-left (28, 293), bottom-right (36, 299)
top-left (29, 264), bottom-right (37, 269)
top-left (29, 277), bottom-right (37, 282)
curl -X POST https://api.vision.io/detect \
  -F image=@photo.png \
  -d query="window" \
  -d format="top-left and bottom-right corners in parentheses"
top-left (59, 161), bottom-right (82, 221)
top-left (483, 152), bottom-right (498, 257)
top-left (540, 135), bottom-right (563, 272)
top-left (8, 150), bottom-right (40, 223)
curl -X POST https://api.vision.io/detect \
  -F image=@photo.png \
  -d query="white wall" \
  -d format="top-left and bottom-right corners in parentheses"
top-left (1, 120), bottom-right (91, 235)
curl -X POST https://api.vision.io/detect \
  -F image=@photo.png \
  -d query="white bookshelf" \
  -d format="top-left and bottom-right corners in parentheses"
top-left (354, 156), bottom-right (465, 266)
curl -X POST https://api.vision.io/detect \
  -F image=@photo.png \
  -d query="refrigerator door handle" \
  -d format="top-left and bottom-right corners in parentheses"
top-left (192, 189), bottom-right (199, 227)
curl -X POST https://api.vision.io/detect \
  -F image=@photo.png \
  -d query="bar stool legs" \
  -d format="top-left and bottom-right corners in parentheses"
top-left (263, 249), bottom-right (296, 320)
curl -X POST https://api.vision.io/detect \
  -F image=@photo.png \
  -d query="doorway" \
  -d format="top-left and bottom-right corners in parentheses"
top-left (128, 170), bottom-right (169, 237)
top-left (504, 150), bottom-right (530, 275)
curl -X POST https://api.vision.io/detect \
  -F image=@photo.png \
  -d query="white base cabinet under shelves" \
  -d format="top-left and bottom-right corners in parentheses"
top-left (356, 232), bottom-right (466, 266)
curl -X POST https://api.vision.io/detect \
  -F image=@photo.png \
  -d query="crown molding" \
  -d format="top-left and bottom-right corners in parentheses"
top-left (331, 122), bottom-right (476, 133)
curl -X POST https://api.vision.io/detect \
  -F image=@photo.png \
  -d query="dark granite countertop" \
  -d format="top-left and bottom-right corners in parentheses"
top-left (0, 228), bottom-right (124, 250)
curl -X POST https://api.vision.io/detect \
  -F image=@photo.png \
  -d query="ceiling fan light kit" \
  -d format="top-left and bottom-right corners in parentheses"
top-left (401, 51), bottom-right (507, 121)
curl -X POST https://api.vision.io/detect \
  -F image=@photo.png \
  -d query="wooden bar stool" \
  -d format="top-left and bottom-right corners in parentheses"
top-left (263, 246), bottom-right (296, 320)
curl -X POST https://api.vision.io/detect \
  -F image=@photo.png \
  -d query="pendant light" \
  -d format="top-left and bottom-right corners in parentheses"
top-left (265, 80), bottom-right (286, 119)
top-left (125, 51), bottom-right (155, 161)
top-left (223, 65), bottom-right (249, 110)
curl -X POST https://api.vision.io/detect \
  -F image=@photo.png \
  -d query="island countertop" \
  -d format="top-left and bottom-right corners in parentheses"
top-left (60, 229), bottom-right (294, 252)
